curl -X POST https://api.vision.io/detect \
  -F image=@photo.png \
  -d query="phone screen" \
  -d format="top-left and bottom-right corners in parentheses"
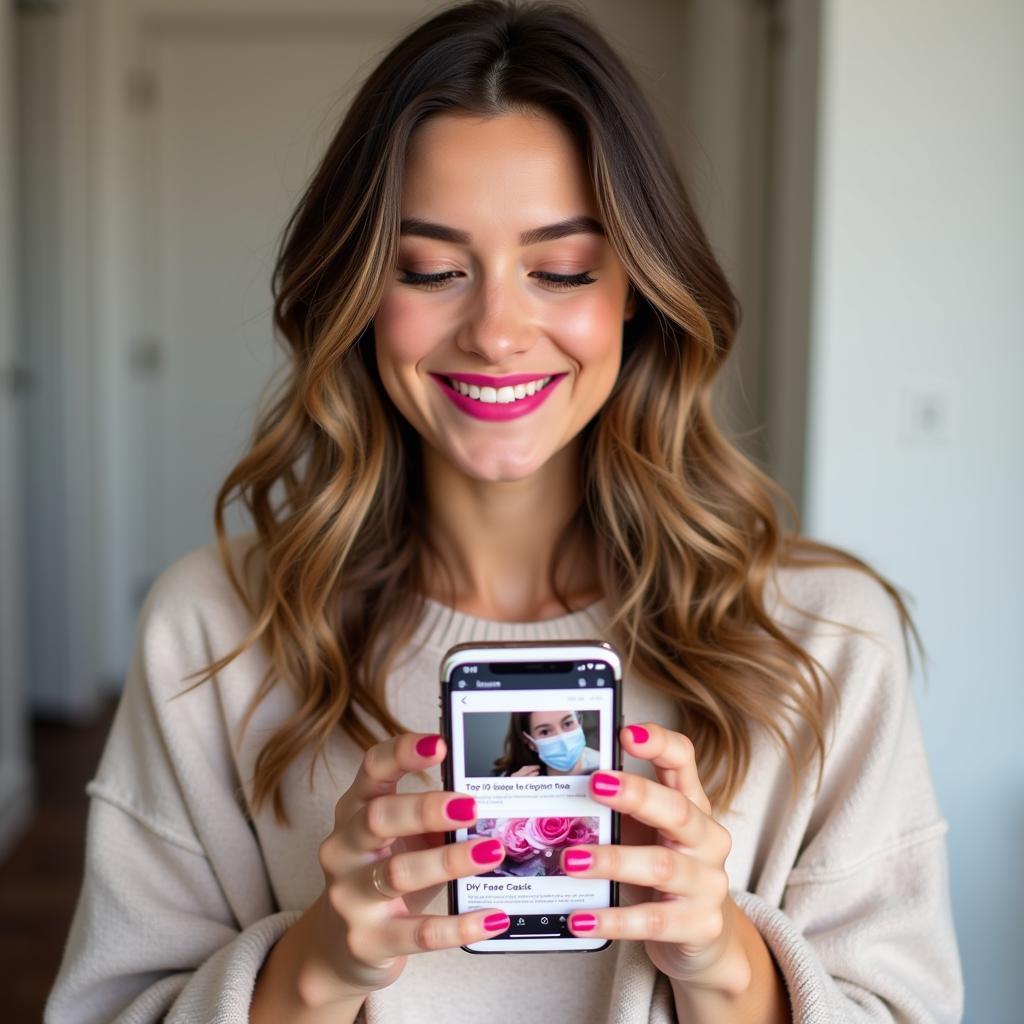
top-left (441, 642), bottom-right (621, 953)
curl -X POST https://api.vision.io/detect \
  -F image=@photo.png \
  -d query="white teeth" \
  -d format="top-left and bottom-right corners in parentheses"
top-left (447, 376), bottom-right (552, 404)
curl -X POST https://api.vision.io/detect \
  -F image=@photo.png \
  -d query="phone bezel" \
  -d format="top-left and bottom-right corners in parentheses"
top-left (439, 639), bottom-right (623, 954)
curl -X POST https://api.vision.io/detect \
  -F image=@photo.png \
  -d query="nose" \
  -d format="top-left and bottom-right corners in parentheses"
top-left (454, 273), bottom-right (537, 365)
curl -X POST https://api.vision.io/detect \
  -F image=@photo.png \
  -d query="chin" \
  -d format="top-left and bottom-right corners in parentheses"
top-left (453, 447), bottom-right (549, 482)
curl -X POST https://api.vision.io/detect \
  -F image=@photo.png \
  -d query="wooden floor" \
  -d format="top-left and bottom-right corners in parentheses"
top-left (0, 694), bottom-right (119, 1023)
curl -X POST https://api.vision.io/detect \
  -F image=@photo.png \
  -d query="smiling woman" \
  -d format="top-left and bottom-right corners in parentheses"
top-left (44, 2), bottom-right (961, 1024)
top-left (374, 110), bottom-right (635, 487)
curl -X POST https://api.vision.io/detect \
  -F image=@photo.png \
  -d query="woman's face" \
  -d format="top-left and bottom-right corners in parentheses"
top-left (523, 710), bottom-right (581, 750)
top-left (373, 110), bottom-right (636, 482)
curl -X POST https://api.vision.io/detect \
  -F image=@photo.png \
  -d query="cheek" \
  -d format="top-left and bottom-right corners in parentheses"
top-left (552, 290), bottom-right (625, 369)
top-left (373, 291), bottom-right (437, 368)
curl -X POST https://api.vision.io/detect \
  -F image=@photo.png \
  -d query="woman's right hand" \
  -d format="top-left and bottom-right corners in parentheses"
top-left (299, 731), bottom-right (509, 1007)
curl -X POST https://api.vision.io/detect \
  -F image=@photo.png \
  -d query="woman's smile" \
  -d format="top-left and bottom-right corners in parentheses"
top-left (429, 371), bottom-right (567, 421)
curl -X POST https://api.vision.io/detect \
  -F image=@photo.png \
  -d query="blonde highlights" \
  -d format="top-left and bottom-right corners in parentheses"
top-left (174, 0), bottom-right (924, 826)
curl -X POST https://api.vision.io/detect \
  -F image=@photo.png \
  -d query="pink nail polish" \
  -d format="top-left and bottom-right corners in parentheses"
top-left (416, 734), bottom-right (440, 757)
top-left (471, 839), bottom-right (503, 864)
top-left (484, 912), bottom-right (510, 932)
top-left (570, 912), bottom-right (598, 932)
top-left (446, 797), bottom-right (476, 821)
top-left (626, 724), bottom-right (649, 744)
top-left (563, 850), bottom-right (593, 872)
top-left (591, 772), bottom-right (620, 796)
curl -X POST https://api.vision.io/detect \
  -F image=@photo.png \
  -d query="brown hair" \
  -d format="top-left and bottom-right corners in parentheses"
top-left (175, 0), bottom-right (924, 826)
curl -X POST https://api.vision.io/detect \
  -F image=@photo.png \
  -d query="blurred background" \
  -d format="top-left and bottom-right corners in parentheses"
top-left (0, 0), bottom-right (1020, 1020)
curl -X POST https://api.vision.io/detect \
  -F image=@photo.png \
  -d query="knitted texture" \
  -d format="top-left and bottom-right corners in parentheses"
top-left (45, 534), bottom-right (963, 1022)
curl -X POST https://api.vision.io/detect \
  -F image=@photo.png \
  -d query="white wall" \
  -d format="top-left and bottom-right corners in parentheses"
top-left (0, 0), bottom-right (35, 862)
top-left (16, 5), bottom-right (102, 720)
top-left (806, 3), bottom-right (1023, 1020)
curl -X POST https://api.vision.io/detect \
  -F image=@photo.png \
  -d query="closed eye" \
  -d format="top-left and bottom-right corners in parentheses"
top-left (398, 269), bottom-right (597, 291)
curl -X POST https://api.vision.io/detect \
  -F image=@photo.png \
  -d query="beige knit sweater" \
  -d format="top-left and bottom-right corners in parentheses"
top-left (44, 533), bottom-right (963, 1022)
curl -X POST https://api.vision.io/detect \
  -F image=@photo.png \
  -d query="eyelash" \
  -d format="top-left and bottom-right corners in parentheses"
top-left (536, 719), bottom-right (575, 736)
top-left (398, 269), bottom-right (597, 291)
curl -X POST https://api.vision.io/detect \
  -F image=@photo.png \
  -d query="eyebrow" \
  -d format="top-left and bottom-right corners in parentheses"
top-left (399, 214), bottom-right (605, 247)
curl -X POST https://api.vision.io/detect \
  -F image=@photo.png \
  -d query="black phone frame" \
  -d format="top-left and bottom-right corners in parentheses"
top-left (439, 638), bottom-right (623, 955)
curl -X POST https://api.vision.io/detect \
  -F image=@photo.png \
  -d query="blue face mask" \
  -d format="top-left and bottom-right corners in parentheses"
top-left (531, 725), bottom-right (586, 772)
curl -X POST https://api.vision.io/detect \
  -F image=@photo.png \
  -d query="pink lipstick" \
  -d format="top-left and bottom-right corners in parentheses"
top-left (430, 372), bottom-right (567, 422)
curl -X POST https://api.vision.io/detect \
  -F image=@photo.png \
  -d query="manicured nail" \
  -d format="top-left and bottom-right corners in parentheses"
top-left (626, 724), bottom-right (649, 744)
top-left (563, 850), bottom-right (593, 872)
top-left (592, 772), bottom-right (620, 796)
top-left (484, 912), bottom-right (510, 932)
top-left (569, 912), bottom-right (598, 932)
top-left (471, 839), bottom-right (504, 864)
top-left (445, 797), bottom-right (476, 821)
top-left (416, 734), bottom-right (441, 757)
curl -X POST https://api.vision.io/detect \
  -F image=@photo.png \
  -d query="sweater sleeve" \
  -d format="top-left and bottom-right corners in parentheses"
top-left (43, 792), bottom-right (303, 1023)
top-left (43, 555), bottom-right (307, 1023)
top-left (729, 569), bottom-right (964, 1023)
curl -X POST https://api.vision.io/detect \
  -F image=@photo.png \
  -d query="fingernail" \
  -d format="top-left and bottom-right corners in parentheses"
top-left (416, 734), bottom-right (441, 757)
top-left (563, 850), bottom-right (592, 872)
top-left (592, 772), bottom-right (620, 796)
top-left (570, 912), bottom-right (598, 932)
top-left (445, 797), bottom-right (476, 821)
top-left (626, 724), bottom-right (649, 744)
top-left (484, 912), bottom-right (510, 932)
top-left (471, 839), bottom-right (504, 864)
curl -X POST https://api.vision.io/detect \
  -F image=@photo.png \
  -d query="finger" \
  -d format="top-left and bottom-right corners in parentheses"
top-left (343, 733), bottom-right (447, 810)
top-left (360, 837), bottom-right (507, 902)
top-left (347, 791), bottom-right (481, 854)
top-left (620, 723), bottom-right (711, 814)
top-left (343, 901), bottom-right (512, 969)
top-left (588, 770), bottom-right (728, 857)
top-left (371, 908), bottom-right (512, 958)
top-left (567, 900), bottom-right (725, 947)
top-left (561, 844), bottom-right (727, 901)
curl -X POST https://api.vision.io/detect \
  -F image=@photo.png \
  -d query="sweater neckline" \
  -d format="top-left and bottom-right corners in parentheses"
top-left (410, 594), bottom-right (610, 652)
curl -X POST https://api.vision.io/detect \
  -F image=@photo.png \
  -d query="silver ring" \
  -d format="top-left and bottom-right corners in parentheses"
top-left (370, 859), bottom-right (401, 900)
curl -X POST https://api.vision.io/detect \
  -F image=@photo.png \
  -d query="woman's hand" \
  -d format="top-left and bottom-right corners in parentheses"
top-left (509, 764), bottom-right (541, 776)
top-left (302, 732), bottom-right (509, 1007)
top-left (558, 722), bottom-right (750, 992)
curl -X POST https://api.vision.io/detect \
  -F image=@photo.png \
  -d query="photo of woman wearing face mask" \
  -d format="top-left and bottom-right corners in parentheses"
top-left (492, 710), bottom-right (600, 777)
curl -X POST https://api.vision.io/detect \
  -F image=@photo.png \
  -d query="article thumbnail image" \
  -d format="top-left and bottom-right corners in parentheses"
top-left (469, 816), bottom-right (600, 877)
top-left (462, 709), bottom-right (601, 777)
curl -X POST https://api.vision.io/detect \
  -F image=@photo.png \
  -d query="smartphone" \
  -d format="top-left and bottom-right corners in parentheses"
top-left (439, 639), bottom-right (623, 954)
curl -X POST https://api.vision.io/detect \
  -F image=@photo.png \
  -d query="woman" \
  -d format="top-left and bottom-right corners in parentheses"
top-left (45, 2), bottom-right (962, 1022)
top-left (494, 710), bottom-right (601, 776)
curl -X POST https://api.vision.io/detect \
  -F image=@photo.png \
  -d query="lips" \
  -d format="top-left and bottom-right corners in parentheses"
top-left (430, 371), bottom-right (567, 422)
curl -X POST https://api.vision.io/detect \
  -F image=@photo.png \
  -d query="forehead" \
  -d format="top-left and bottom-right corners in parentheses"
top-left (529, 709), bottom-right (575, 728)
top-left (401, 111), bottom-right (597, 228)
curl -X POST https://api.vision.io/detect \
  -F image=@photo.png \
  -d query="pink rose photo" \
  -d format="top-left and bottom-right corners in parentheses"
top-left (469, 816), bottom-right (600, 877)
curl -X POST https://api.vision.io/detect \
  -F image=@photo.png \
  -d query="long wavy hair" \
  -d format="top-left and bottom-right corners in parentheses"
top-left (175, 0), bottom-right (924, 827)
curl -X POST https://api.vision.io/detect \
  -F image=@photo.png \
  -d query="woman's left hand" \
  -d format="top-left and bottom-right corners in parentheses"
top-left (561, 722), bottom-right (749, 990)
